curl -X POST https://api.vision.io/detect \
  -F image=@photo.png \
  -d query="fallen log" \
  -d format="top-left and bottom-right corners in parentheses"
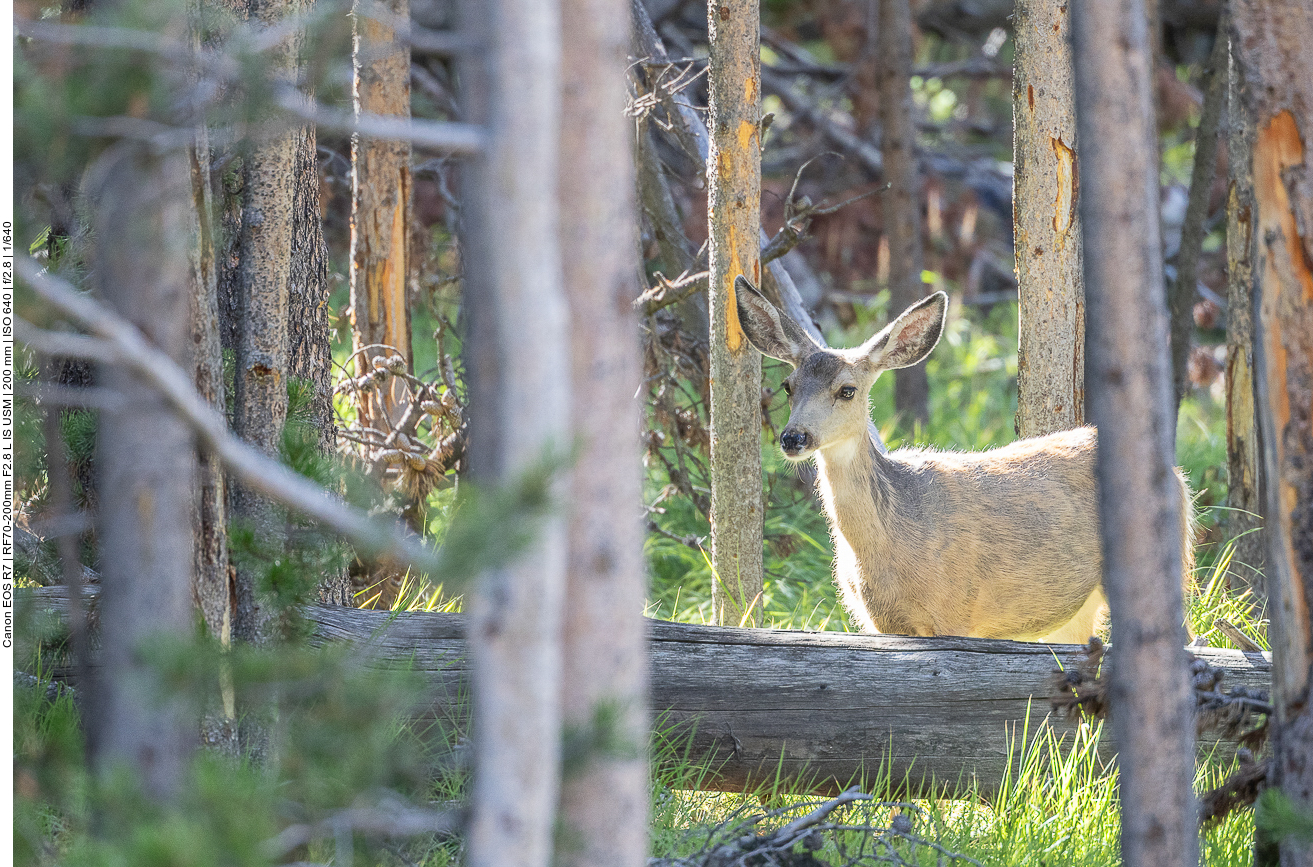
top-left (21, 590), bottom-right (1271, 798)
top-left (306, 605), bottom-right (1271, 798)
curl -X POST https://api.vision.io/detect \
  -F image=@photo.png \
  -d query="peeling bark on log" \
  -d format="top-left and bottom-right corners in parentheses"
top-left (301, 607), bottom-right (1271, 799)
top-left (22, 591), bottom-right (1273, 799)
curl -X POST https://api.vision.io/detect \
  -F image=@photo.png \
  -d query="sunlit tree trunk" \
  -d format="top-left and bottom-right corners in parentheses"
top-left (1073, 0), bottom-right (1198, 864)
top-left (707, 0), bottom-right (764, 627)
top-left (459, 0), bottom-right (569, 863)
top-left (1013, 0), bottom-right (1085, 438)
top-left (350, 0), bottom-right (413, 427)
top-left (556, 2), bottom-right (648, 863)
top-left (1230, 4), bottom-right (1313, 865)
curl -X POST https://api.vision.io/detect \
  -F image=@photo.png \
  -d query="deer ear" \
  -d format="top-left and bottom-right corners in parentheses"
top-left (862, 291), bottom-right (948, 371)
top-left (734, 276), bottom-right (817, 366)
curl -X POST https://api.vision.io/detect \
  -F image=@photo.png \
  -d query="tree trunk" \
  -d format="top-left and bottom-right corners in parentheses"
top-left (88, 144), bottom-right (197, 800)
top-left (231, 0), bottom-right (299, 645)
top-left (289, 112), bottom-right (352, 607)
top-left (878, 0), bottom-right (929, 427)
top-left (294, 606), bottom-right (1272, 800)
top-left (1073, 1), bottom-right (1199, 864)
top-left (557, 3), bottom-right (648, 864)
top-left (1012, 0), bottom-right (1085, 438)
top-left (707, 0), bottom-right (764, 628)
top-left (1169, 24), bottom-right (1227, 417)
top-left (189, 95), bottom-right (231, 642)
top-left (1223, 34), bottom-right (1266, 595)
top-left (31, 590), bottom-right (1276, 802)
top-left (350, 0), bottom-right (413, 427)
top-left (459, 0), bottom-right (569, 863)
top-left (1230, 4), bottom-right (1313, 864)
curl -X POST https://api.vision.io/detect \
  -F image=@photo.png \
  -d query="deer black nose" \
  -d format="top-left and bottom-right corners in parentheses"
top-left (780, 430), bottom-right (809, 454)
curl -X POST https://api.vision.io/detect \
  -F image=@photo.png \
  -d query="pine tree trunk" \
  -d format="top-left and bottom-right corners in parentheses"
top-left (189, 99), bottom-right (231, 641)
top-left (1223, 35), bottom-right (1266, 596)
top-left (1013, 0), bottom-right (1085, 438)
top-left (1073, 1), bottom-right (1199, 864)
top-left (231, 0), bottom-right (299, 645)
top-left (878, 0), bottom-right (929, 427)
top-left (350, 0), bottom-right (413, 426)
top-left (1229, 5), bottom-right (1313, 865)
top-left (459, 0), bottom-right (569, 863)
top-left (88, 144), bottom-right (197, 800)
top-left (707, 0), bottom-right (764, 627)
top-left (557, 2), bottom-right (648, 863)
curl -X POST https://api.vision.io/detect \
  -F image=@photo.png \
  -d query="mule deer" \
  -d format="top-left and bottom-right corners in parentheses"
top-left (734, 276), bottom-right (1194, 642)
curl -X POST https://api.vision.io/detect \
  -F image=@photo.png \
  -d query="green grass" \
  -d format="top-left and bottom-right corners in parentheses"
top-left (641, 296), bottom-right (1265, 864)
top-left (650, 710), bottom-right (1260, 866)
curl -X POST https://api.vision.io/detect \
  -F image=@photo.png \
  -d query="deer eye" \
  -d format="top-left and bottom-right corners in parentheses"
top-left (838, 385), bottom-right (857, 401)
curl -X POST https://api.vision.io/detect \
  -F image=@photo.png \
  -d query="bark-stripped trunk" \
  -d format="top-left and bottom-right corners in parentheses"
top-left (188, 32), bottom-right (230, 641)
top-left (231, 0), bottom-right (299, 645)
top-left (1223, 35), bottom-right (1265, 594)
top-left (557, 2), bottom-right (648, 862)
top-left (350, 0), bottom-right (413, 426)
top-left (878, 0), bottom-right (929, 427)
top-left (1012, 0), bottom-right (1085, 438)
top-left (1073, 1), bottom-right (1199, 865)
top-left (88, 144), bottom-right (197, 799)
top-left (459, 0), bottom-right (568, 863)
top-left (1230, 5), bottom-right (1313, 865)
top-left (707, 0), bottom-right (764, 627)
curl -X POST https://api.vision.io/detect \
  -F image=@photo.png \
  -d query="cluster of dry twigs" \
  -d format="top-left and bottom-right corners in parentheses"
top-left (1049, 636), bottom-right (1274, 825)
top-left (650, 788), bottom-right (983, 867)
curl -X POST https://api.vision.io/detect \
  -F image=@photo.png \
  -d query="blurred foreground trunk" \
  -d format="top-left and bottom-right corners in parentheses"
top-left (459, 0), bottom-right (569, 863)
top-left (1074, 0), bottom-right (1199, 864)
top-left (557, 1), bottom-right (649, 862)
top-left (88, 143), bottom-right (197, 799)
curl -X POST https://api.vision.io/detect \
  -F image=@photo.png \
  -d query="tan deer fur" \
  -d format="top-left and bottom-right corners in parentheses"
top-left (734, 276), bottom-right (1194, 642)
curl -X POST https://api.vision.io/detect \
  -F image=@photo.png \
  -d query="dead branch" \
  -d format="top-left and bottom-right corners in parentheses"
top-left (16, 257), bottom-right (442, 574)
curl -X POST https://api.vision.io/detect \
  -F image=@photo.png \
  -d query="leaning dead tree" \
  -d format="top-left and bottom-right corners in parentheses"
top-left (1230, 3), bottom-right (1313, 864)
top-left (1013, 0), bottom-right (1085, 438)
top-left (459, 0), bottom-right (568, 864)
top-left (707, 0), bottom-right (765, 627)
top-left (1074, 0), bottom-right (1198, 864)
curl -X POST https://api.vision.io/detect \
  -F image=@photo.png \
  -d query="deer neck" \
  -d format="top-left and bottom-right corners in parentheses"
top-left (814, 426), bottom-right (899, 542)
